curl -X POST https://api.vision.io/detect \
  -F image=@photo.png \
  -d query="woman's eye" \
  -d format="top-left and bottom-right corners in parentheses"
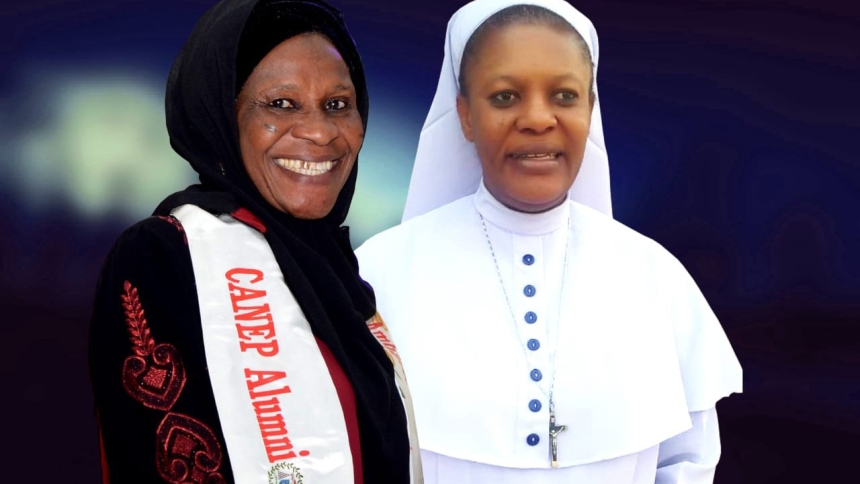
top-left (326, 99), bottom-right (349, 111)
top-left (490, 91), bottom-right (517, 105)
top-left (554, 91), bottom-right (578, 103)
top-left (268, 98), bottom-right (296, 109)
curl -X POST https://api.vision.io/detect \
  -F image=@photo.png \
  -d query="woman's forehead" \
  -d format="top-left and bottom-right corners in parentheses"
top-left (247, 34), bottom-right (351, 79)
top-left (467, 24), bottom-right (591, 76)
top-left (476, 22), bottom-right (582, 52)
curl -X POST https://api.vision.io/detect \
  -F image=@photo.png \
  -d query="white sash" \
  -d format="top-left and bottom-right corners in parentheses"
top-left (175, 204), bottom-right (375, 484)
top-left (365, 312), bottom-right (423, 483)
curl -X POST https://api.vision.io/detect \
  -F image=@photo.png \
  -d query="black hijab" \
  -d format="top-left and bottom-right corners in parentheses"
top-left (155, 0), bottom-right (410, 482)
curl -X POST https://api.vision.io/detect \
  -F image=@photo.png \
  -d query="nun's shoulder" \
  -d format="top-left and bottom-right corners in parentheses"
top-left (572, 202), bottom-right (743, 405)
top-left (569, 200), bottom-right (681, 267)
top-left (357, 196), bottom-right (473, 257)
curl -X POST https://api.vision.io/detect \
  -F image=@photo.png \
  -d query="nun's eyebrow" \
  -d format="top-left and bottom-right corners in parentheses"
top-left (550, 73), bottom-right (583, 81)
top-left (493, 73), bottom-right (584, 83)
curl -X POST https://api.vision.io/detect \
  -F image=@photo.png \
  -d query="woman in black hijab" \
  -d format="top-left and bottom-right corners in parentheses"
top-left (88, 1), bottom-right (417, 482)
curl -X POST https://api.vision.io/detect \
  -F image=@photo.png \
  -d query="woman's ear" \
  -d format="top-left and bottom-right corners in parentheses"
top-left (456, 94), bottom-right (475, 142)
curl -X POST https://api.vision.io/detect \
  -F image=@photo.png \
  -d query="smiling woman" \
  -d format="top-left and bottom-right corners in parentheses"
top-left (87, 1), bottom-right (419, 483)
top-left (236, 32), bottom-right (365, 219)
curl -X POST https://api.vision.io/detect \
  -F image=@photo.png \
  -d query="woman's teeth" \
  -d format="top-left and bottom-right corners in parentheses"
top-left (512, 153), bottom-right (559, 160)
top-left (275, 158), bottom-right (336, 176)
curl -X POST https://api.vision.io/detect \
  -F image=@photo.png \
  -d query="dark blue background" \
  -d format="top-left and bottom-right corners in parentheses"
top-left (1, 0), bottom-right (857, 482)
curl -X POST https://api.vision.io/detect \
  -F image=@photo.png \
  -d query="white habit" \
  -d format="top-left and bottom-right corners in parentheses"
top-left (358, 0), bottom-right (741, 482)
top-left (357, 183), bottom-right (742, 483)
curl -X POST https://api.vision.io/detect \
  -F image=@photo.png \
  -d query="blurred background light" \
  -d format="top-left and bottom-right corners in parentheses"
top-left (4, 67), bottom-right (197, 221)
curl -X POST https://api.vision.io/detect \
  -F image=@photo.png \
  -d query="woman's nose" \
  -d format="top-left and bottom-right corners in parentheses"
top-left (290, 110), bottom-right (339, 145)
top-left (515, 97), bottom-right (557, 134)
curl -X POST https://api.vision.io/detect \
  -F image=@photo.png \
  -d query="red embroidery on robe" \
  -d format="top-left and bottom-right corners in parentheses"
top-left (98, 416), bottom-right (111, 484)
top-left (121, 280), bottom-right (187, 411)
top-left (155, 215), bottom-right (188, 244)
top-left (156, 413), bottom-right (226, 484)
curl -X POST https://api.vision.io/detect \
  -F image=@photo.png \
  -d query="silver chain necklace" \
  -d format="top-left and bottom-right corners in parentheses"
top-left (479, 211), bottom-right (571, 468)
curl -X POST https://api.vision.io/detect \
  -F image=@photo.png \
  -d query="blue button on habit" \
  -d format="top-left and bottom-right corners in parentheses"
top-left (522, 254), bottom-right (535, 265)
top-left (524, 285), bottom-right (536, 297)
top-left (529, 399), bottom-right (542, 412)
top-left (530, 369), bottom-right (543, 381)
top-left (524, 311), bottom-right (537, 324)
top-left (527, 433), bottom-right (540, 446)
top-left (527, 339), bottom-right (540, 351)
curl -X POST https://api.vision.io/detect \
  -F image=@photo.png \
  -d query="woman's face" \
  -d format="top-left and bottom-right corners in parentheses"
top-left (237, 33), bottom-right (364, 219)
top-left (457, 23), bottom-right (593, 213)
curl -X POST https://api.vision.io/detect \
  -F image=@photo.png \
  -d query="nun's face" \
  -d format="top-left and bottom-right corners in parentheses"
top-left (237, 33), bottom-right (364, 219)
top-left (457, 23), bottom-right (593, 213)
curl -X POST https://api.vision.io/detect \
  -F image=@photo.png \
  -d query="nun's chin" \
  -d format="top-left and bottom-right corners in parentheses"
top-left (482, 176), bottom-right (573, 214)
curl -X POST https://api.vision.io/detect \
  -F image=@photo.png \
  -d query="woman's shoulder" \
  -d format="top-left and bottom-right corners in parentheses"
top-left (98, 214), bottom-right (195, 296)
top-left (111, 214), bottom-right (189, 253)
top-left (90, 214), bottom-right (202, 380)
top-left (568, 201), bottom-right (699, 289)
top-left (569, 202), bottom-right (670, 255)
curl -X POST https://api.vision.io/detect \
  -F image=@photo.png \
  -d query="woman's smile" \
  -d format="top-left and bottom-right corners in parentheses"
top-left (273, 157), bottom-right (340, 177)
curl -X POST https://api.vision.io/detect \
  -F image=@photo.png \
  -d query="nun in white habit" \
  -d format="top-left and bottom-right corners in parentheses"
top-left (357, 0), bottom-right (742, 482)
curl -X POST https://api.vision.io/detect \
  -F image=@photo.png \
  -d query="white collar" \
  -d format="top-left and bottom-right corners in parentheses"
top-left (474, 180), bottom-right (570, 236)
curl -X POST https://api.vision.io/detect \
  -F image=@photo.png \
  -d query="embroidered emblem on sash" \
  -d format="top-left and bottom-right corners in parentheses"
top-left (121, 280), bottom-right (187, 411)
top-left (156, 413), bottom-right (226, 484)
top-left (268, 462), bottom-right (303, 484)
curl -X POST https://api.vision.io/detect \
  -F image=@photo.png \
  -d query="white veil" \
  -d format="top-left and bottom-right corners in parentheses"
top-left (400, 0), bottom-right (612, 222)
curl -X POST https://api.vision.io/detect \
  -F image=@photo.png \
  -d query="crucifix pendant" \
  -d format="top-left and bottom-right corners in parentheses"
top-left (549, 402), bottom-right (566, 468)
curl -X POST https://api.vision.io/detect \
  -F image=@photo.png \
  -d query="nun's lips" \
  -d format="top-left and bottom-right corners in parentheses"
top-left (508, 152), bottom-right (562, 161)
top-left (506, 144), bottom-right (565, 161)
